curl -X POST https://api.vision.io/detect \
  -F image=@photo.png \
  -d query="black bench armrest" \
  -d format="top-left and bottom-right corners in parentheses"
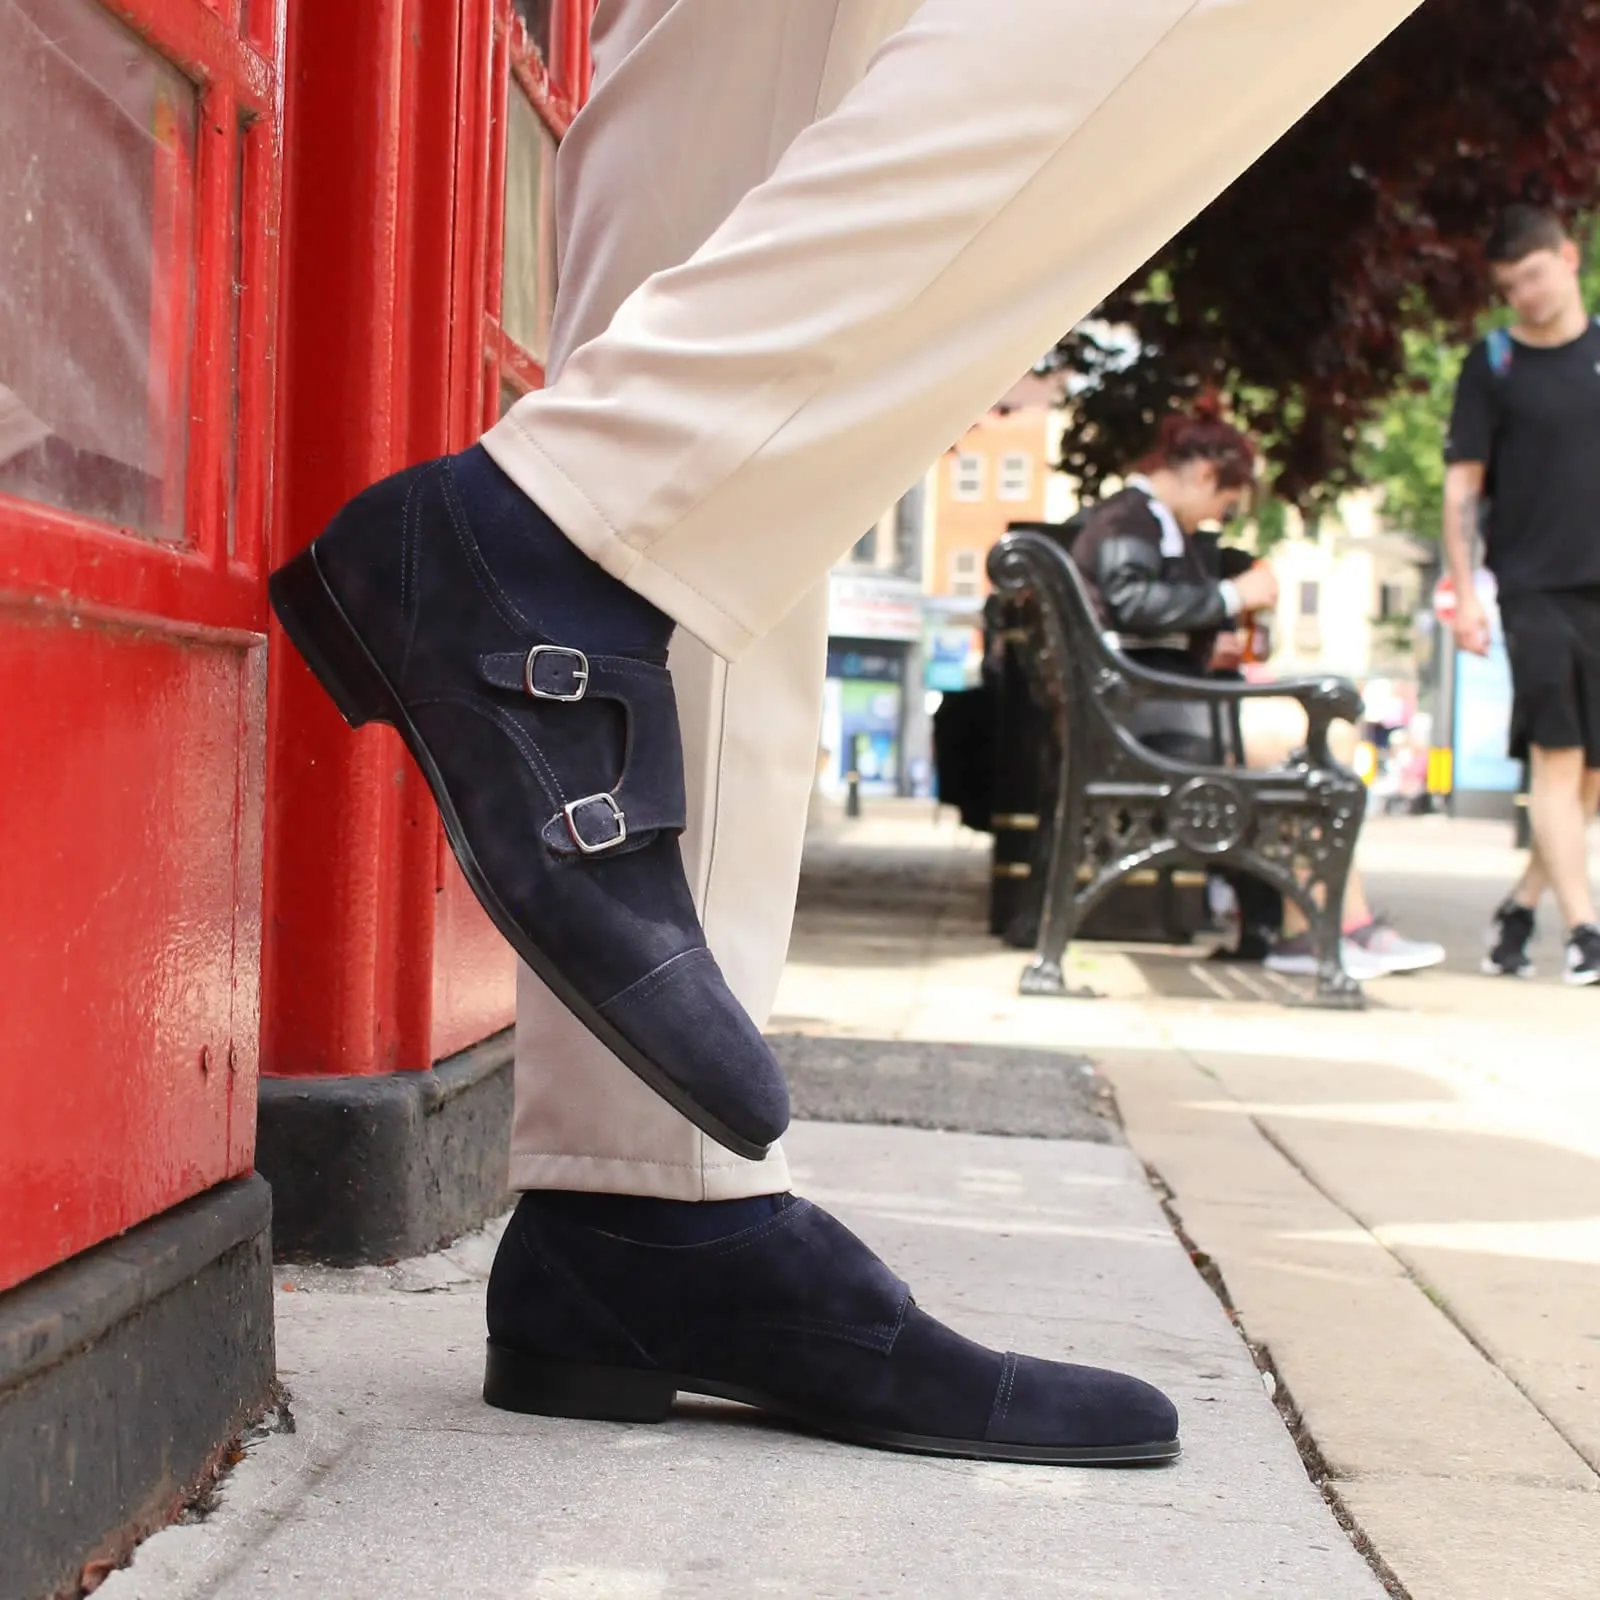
top-left (985, 527), bottom-right (1369, 1010)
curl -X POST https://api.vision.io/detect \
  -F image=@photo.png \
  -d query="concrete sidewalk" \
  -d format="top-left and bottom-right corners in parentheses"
top-left (100, 1122), bottom-right (1377, 1600)
top-left (96, 802), bottom-right (1382, 1599)
top-left (776, 802), bottom-right (1600, 1599)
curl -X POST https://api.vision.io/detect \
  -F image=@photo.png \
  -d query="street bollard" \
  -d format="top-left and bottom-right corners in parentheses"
top-left (845, 733), bottom-right (863, 819)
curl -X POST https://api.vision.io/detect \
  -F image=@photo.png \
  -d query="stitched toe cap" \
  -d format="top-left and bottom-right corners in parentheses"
top-left (987, 1352), bottom-right (1179, 1449)
top-left (599, 947), bottom-right (790, 1148)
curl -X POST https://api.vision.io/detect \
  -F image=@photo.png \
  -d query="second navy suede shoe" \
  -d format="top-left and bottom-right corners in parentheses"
top-left (268, 452), bottom-right (789, 1158)
top-left (482, 1191), bottom-right (1182, 1466)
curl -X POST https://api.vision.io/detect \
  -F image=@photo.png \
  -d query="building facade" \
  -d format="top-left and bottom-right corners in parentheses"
top-left (821, 486), bottom-right (929, 797)
top-left (1261, 493), bottom-right (1432, 693)
top-left (819, 379), bottom-right (1063, 800)
top-left (927, 378), bottom-right (1059, 601)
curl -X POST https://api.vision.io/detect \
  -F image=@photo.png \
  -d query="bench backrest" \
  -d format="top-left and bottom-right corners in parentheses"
top-left (988, 528), bottom-right (1211, 778)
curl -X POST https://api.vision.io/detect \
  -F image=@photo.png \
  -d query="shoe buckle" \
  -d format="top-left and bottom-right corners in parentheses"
top-left (524, 645), bottom-right (590, 702)
top-left (563, 792), bottom-right (627, 855)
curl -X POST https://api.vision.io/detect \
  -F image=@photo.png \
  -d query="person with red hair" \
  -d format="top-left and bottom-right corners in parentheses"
top-left (1071, 406), bottom-right (1443, 980)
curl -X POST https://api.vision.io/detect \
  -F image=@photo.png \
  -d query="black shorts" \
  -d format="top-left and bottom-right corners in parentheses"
top-left (1500, 587), bottom-right (1600, 765)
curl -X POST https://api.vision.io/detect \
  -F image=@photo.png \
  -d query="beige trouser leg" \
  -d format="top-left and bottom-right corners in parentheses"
top-left (499, 0), bottom-right (1424, 1195)
top-left (486, 0), bottom-right (1423, 660)
top-left (508, 0), bottom-right (922, 1199)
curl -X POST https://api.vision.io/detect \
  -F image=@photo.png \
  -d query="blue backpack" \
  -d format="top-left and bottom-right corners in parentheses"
top-left (1485, 325), bottom-right (1517, 380)
top-left (1484, 315), bottom-right (1600, 379)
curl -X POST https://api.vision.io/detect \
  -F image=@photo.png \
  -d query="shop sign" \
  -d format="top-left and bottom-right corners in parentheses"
top-left (827, 572), bottom-right (923, 642)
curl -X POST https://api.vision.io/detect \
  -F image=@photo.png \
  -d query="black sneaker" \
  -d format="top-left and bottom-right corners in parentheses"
top-left (1483, 900), bottom-right (1536, 978)
top-left (1565, 923), bottom-right (1600, 987)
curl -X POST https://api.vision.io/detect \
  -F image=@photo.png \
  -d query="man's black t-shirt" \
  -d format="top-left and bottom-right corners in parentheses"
top-left (1445, 321), bottom-right (1600, 595)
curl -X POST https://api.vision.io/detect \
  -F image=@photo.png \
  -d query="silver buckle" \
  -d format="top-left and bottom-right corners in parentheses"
top-left (563, 792), bottom-right (627, 855)
top-left (524, 645), bottom-right (590, 702)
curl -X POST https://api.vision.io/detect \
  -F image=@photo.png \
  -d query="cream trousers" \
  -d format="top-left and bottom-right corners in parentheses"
top-left (486, 0), bottom-right (1423, 1198)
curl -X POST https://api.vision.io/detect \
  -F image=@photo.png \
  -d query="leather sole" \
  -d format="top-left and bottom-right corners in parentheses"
top-left (482, 1341), bottom-right (1181, 1467)
top-left (268, 544), bottom-right (769, 1161)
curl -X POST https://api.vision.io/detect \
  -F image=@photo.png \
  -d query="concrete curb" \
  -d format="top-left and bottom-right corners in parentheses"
top-left (0, 1176), bottom-right (274, 1600)
top-left (256, 1031), bottom-right (512, 1265)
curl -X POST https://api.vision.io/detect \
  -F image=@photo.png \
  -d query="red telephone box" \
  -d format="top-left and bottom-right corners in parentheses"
top-left (0, 1), bottom-right (593, 1589)
top-left (0, 0), bottom-right (281, 1301)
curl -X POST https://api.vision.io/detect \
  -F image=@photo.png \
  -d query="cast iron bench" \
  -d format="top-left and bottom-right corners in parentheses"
top-left (985, 528), bottom-right (1369, 1008)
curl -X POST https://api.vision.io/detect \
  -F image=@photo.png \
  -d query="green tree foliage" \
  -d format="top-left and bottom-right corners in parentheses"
top-left (1354, 331), bottom-right (1464, 542)
top-left (1047, 0), bottom-right (1600, 507)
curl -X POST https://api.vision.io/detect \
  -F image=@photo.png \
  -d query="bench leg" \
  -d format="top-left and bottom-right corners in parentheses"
top-left (1305, 864), bottom-right (1365, 1011)
top-left (1312, 945), bottom-right (1365, 1009)
top-left (1019, 957), bottom-right (1068, 996)
top-left (1019, 750), bottom-right (1100, 999)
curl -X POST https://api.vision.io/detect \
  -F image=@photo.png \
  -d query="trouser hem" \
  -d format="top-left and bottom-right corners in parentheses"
top-left (481, 417), bottom-right (758, 662)
top-left (508, 1145), bottom-right (792, 1200)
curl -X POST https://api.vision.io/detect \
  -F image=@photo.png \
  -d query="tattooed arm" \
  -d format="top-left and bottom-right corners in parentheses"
top-left (1443, 460), bottom-right (1490, 655)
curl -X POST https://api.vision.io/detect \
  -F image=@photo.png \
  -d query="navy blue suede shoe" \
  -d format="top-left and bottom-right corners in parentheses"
top-left (482, 1191), bottom-right (1181, 1466)
top-left (267, 451), bottom-right (789, 1158)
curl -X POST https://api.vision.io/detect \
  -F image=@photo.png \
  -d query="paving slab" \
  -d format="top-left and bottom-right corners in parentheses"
top-left (780, 806), bottom-right (1600, 1598)
top-left (770, 1033), bottom-right (1113, 1141)
top-left (1336, 1479), bottom-right (1600, 1600)
top-left (1182, 1047), bottom-right (1600, 1476)
top-left (1097, 1046), bottom-right (1600, 1600)
top-left (99, 1122), bottom-right (1378, 1600)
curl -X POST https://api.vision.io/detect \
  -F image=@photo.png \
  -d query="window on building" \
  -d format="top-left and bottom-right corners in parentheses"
top-left (1378, 581), bottom-right (1408, 621)
top-left (949, 548), bottom-right (981, 597)
top-left (1299, 581), bottom-right (1321, 618)
top-left (952, 453), bottom-right (984, 502)
top-left (850, 526), bottom-right (880, 565)
top-left (997, 453), bottom-right (1032, 502)
top-left (892, 481), bottom-right (925, 581)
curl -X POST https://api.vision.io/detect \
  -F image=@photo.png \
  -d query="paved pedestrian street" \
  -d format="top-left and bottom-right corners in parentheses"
top-left (101, 806), bottom-right (1600, 1599)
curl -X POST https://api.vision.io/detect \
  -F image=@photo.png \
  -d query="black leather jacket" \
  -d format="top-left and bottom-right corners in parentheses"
top-left (1070, 488), bottom-right (1231, 665)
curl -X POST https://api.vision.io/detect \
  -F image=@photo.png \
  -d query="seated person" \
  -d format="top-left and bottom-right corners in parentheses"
top-left (1068, 405), bottom-right (1443, 980)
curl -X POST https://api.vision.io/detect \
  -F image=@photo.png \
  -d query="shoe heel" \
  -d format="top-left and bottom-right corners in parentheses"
top-left (269, 547), bottom-right (397, 729)
top-left (483, 1343), bottom-right (676, 1423)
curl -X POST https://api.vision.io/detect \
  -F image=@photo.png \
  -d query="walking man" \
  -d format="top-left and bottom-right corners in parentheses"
top-left (1446, 207), bottom-right (1600, 983)
top-left (272, 0), bottom-right (1426, 1464)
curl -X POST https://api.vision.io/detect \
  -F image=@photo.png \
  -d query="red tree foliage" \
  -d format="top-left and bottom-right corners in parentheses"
top-left (1051, 0), bottom-right (1600, 504)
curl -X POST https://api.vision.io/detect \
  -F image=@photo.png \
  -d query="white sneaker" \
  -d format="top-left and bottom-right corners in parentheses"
top-left (1346, 919), bottom-right (1446, 976)
top-left (1264, 933), bottom-right (1388, 983)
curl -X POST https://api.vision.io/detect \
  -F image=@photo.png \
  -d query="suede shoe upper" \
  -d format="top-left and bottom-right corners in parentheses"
top-left (487, 1193), bottom-right (1180, 1454)
top-left (296, 453), bottom-right (790, 1153)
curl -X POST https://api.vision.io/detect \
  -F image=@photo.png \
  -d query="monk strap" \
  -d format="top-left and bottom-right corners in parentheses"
top-left (563, 792), bottom-right (628, 855)
top-left (523, 645), bottom-right (590, 701)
